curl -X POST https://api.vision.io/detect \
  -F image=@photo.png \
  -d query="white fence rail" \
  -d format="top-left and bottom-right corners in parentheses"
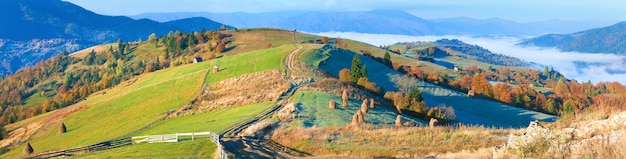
top-left (131, 131), bottom-right (227, 159)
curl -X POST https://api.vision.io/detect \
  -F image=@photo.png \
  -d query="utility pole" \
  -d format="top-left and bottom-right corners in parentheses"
top-left (293, 30), bottom-right (298, 44)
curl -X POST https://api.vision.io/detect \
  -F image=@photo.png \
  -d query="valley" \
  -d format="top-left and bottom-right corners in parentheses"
top-left (2, 1), bottom-right (626, 158)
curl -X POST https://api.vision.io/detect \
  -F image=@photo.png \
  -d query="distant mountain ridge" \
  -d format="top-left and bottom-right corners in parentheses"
top-left (0, 0), bottom-right (232, 76)
top-left (132, 10), bottom-right (609, 36)
top-left (517, 22), bottom-right (626, 55)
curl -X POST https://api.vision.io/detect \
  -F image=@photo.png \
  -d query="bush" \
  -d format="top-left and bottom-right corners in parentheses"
top-left (339, 69), bottom-right (352, 82)
top-left (356, 77), bottom-right (381, 94)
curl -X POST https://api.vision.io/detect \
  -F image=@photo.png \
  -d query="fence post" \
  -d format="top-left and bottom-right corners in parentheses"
top-left (192, 132), bottom-right (195, 142)
top-left (161, 134), bottom-right (164, 142)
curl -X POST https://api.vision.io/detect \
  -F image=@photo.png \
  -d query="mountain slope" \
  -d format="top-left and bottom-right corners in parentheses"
top-left (277, 9), bottom-right (435, 35)
top-left (132, 10), bottom-right (607, 37)
top-left (517, 21), bottom-right (626, 54)
top-left (132, 11), bottom-right (304, 28)
top-left (0, 0), bottom-right (231, 76)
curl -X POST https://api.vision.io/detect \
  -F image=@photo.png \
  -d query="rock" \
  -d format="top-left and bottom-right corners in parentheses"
top-left (497, 111), bottom-right (626, 158)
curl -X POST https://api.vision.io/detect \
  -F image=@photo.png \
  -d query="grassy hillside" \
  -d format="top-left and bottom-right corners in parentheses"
top-left (289, 91), bottom-right (426, 128)
top-left (222, 29), bottom-right (318, 55)
top-left (205, 45), bottom-right (295, 83)
top-left (312, 45), bottom-right (556, 128)
top-left (70, 102), bottom-right (274, 158)
top-left (1, 62), bottom-right (209, 158)
top-left (69, 139), bottom-right (217, 159)
top-left (137, 102), bottom-right (274, 135)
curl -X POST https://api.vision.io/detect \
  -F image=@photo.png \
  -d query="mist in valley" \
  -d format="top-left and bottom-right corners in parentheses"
top-left (314, 32), bottom-right (626, 84)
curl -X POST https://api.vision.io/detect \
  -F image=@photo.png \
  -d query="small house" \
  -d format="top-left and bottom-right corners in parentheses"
top-left (193, 57), bottom-right (202, 63)
top-left (467, 90), bottom-right (475, 97)
top-left (213, 65), bottom-right (219, 73)
top-left (453, 65), bottom-right (459, 72)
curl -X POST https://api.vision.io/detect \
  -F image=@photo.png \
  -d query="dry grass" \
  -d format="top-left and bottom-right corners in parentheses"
top-left (69, 43), bottom-right (113, 58)
top-left (502, 108), bottom-right (626, 159)
top-left (276, 103), bottom-right (297, 122)
top-left (187, 70), bottom-right (290, 114)
top-left (0, 103), bottom-right (89, 148)
top-left (303, 78), bottom-right (388, 106)
top-left (241, 119), bottom-right (276, 138)
top-left (223, 30), bottom-right (318, 55)
top-left (272, 125), bottom-right (519, 158)
top-left (548, 106), bottom-right (615, 129)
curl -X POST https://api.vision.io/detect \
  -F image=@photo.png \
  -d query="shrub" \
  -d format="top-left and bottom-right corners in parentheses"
top-left (339, 69), bottom-right (352, 82)
top-left (357, 77), bottom-right (381, 94)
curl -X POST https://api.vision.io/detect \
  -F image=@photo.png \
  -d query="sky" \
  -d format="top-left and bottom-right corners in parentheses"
top-left (63, 0), bottom-right (625, 23)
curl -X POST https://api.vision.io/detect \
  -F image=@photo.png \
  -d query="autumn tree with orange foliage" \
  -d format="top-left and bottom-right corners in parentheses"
top-left (471, 73), bottom-right (493, 97)
top-left (339, 69), bottom-right (352, 82)
top-left (321, 36), bottom-right (329, 44)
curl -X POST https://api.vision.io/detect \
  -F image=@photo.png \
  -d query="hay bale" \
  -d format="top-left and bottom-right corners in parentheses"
top-left (351, 114), bottom-right (359, 126)
top-left (341, 89), bottom-right (348, 107)
top-left (403, 121), bottom-right (416, 127)
top-left (357, 110), bottom-right (365, 124)
top-left (23, 142), bottom-right (34, 155)
top-left (396, 115), bottom-right (402, 127)
top-left (369, 98), bottom-right (375, 108)
top-left (59, 122), bottom-right (67, 134)
top-left (329, 99), bottom-right (336, 110)
top-left (429, 118), bottom-right (438, 129)
top-left (360, 100), bottom-right (368, 114)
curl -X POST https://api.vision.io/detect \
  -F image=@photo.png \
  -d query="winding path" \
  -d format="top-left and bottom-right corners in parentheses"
top-left (220, 45), bottom-right (313, 158)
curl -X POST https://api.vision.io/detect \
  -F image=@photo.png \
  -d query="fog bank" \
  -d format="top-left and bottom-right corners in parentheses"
top-left (314, 32), bottom-right (626, 84)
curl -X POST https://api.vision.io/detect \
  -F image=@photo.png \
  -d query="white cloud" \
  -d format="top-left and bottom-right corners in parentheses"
top-left (313, 32), bottom-right (626, 84)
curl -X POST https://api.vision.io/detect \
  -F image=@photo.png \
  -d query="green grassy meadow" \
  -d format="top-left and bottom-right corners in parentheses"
top-left (70, 139), bottom-right (217, 159)
top-left (137, 102), bottom-right (274, 135)
top-left (205, 45), bottom-right (294, 83)
top-left (1, 62), bottom-right (209, 158)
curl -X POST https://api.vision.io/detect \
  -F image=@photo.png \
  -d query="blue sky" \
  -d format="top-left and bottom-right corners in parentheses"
top-left (64, 0), bottom-right (625, 23)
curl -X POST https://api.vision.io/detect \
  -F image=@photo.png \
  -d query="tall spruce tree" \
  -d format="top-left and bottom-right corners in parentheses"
top-left (384, 52), bottom-right (391, 66)
top-left (351, 55), bottom-right (362, 83)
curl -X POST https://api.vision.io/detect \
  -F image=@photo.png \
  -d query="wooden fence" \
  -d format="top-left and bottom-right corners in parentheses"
top-left (25, 138), bottom-right (131, 159)
top-left (132, 131), bottom-right (227, 159)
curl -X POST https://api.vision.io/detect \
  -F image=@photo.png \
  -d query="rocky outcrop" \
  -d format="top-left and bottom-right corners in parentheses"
top-left (495, 111), bottom-right (626, 158)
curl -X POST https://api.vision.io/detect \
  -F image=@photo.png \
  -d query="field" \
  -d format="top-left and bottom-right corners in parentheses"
top-left (316, 46), bottom-right (557, 128)
top-left (343, 39), bottom-right (416, 64)
top-left (1, 62), bottom-right (209, 158)
top-left (289, 91), bottom-right (426, 128)
top-left (272, 125), bottom-right (519, 157)
top-left (405, 77), bottom-right (558, 128)
top-left (69, 139), bottom-right (217, 159)
top-left (69, 43), bottom-right (114, 58)
top-left (68, 102), bottom-right (274, 158)
top-left (299, 44), bottom-right (327, 67)
top-left (205, 45), bottom-right (294, 83)
top-left (223, 29), bottom-right (319, 55)
top-left (137, 102), bottom-right (274, 135)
